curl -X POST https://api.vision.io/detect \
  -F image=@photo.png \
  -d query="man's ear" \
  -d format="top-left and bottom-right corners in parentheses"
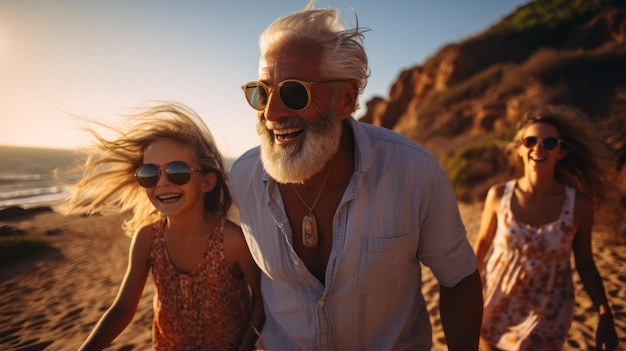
top-left (337, 80), bottom-right (358, 119)
top-left (202, 172), bottom-right (217, 193)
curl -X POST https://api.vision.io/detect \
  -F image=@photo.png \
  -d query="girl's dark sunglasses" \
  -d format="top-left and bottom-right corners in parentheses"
top-left (241, 79), bottom-right (347, 111)
top-left (135, 161), bottom-right (201, 188)
top-left (520, 136), bottom-right (562, 151)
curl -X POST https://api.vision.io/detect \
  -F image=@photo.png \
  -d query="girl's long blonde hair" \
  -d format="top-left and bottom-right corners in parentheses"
top-left (57, 102), bottom-right (230, 236)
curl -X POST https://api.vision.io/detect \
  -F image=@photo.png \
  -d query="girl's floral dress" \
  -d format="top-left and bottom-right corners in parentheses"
top-left (150, 217), bottom-right (250, 351)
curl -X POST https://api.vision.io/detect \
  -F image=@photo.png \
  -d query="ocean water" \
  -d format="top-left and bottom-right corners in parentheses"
top-left (0, 145), bottom-right (84, 210)
top-left (0, 145), bottom-right (238, 211)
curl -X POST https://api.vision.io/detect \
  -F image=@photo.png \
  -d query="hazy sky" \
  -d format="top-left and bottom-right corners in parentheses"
top-left (0, 0), bottom-right (528, 158)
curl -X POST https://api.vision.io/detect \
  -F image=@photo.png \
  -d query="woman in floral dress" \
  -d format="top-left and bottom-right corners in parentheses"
top-left (473, 106), bottom-right (618, 350)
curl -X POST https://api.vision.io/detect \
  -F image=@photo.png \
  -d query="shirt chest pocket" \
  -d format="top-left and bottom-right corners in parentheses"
top-left (357, 233), bottom-right (412, 288)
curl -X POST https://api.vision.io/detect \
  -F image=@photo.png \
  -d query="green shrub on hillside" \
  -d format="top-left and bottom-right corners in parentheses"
top-left (495, 0), bottom-right (619, 33)
top-left (443, 142), bottom-right (509, 201)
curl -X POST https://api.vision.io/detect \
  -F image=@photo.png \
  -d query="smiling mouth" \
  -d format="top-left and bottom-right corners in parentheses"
top-left (274, 127), bottom-right (303, 141)
top-left (530, 155), bottom-right (546, 162)
top-left (157, 193), bottom-right (182, 203)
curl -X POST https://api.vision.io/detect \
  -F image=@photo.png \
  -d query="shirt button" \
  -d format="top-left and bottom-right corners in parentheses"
top-left (293, 259), bottom-right (300, 266)
top-left (318, 300), bottom-right (325, 307)
top-left (321, 337), bottom-right (328, 345)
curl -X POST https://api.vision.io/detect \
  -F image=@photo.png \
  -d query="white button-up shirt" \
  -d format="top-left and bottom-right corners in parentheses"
top-left (230, 117), bottom-right (478, 350)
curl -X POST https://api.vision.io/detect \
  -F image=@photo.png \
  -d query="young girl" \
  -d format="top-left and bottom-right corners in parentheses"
top-left (474, 105), bottom-right (619, 350)
top-left (59, 102), bottom-right (264, 351)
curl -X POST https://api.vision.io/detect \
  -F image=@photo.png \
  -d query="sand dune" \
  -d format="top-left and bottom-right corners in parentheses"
top-left (0, 203), bottom-right (624, 350)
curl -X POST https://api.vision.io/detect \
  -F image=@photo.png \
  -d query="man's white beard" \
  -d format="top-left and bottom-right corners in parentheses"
top-left (258, 108), bottom-right (342, 184)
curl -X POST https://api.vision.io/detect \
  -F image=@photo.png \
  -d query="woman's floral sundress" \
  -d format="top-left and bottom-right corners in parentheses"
top-left (481, 180), bottom-right (577, 350)
top-left (150, 217), bottom-right (250, 351)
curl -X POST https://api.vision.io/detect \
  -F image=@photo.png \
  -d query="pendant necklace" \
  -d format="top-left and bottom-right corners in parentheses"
top-left (291, 158), bottom-right (334, 248)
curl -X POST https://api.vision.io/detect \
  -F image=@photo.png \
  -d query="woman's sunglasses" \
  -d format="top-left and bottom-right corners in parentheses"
top-left (135, 161), bottom-right (201, 188)
top-left (241, 79), bottom-right (347, 111)
top-left (520, 136), bottom-right (562, 151)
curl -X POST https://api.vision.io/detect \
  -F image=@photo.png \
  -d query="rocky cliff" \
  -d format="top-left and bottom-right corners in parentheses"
top-left (361, 2), bottom-right (624, 189)
top-left (359, 0), bottom-right (626, 235)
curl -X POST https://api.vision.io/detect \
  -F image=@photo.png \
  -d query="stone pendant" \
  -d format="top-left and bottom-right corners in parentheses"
top-left (302, 213), bottom-right (318, 248)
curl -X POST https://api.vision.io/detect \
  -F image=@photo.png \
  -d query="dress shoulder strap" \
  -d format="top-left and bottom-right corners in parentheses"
top-left (148, 218), bottom-right (167, 265)
top-left (215, 216), bottom-right (226, 260)
top-left (563, 186), bottom-right (576, 220)
top-left (500, 179), bottom-right (516, 213)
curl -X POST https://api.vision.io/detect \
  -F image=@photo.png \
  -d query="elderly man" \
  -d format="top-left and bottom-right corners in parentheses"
top-left (231, 1), bottom-right (482, 349)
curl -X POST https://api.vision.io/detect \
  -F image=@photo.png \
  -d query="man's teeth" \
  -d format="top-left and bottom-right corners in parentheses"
top-left (274, 127), bottom-right (302, 139)
top-left (275, 127), bottom-right (300, 135)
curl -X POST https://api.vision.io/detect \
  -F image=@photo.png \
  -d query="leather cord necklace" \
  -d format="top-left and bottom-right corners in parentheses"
top-left (291, 157), bottom-right (334, 248)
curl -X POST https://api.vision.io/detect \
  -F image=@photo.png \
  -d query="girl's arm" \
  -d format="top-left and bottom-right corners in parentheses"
top-left (78, 226), bottom-right (152, 351)
top-left (572, 195), bottom-right (619, 350)
top-left (224, 222), bottom-right (265, 351)
top-left (473, 184), bottom-right (503, 274)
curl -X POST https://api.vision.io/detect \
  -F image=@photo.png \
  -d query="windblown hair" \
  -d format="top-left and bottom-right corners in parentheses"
top-left (507, 105), bottom-right (610, 202)
top-left (57, 102), bottom-right (230, 237)
top-left (258, 0), bottom-right (370, 111)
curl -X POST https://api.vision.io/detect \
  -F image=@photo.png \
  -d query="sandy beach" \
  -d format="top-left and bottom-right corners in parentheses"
top-left (0, 203), bottom-right (624, 350)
